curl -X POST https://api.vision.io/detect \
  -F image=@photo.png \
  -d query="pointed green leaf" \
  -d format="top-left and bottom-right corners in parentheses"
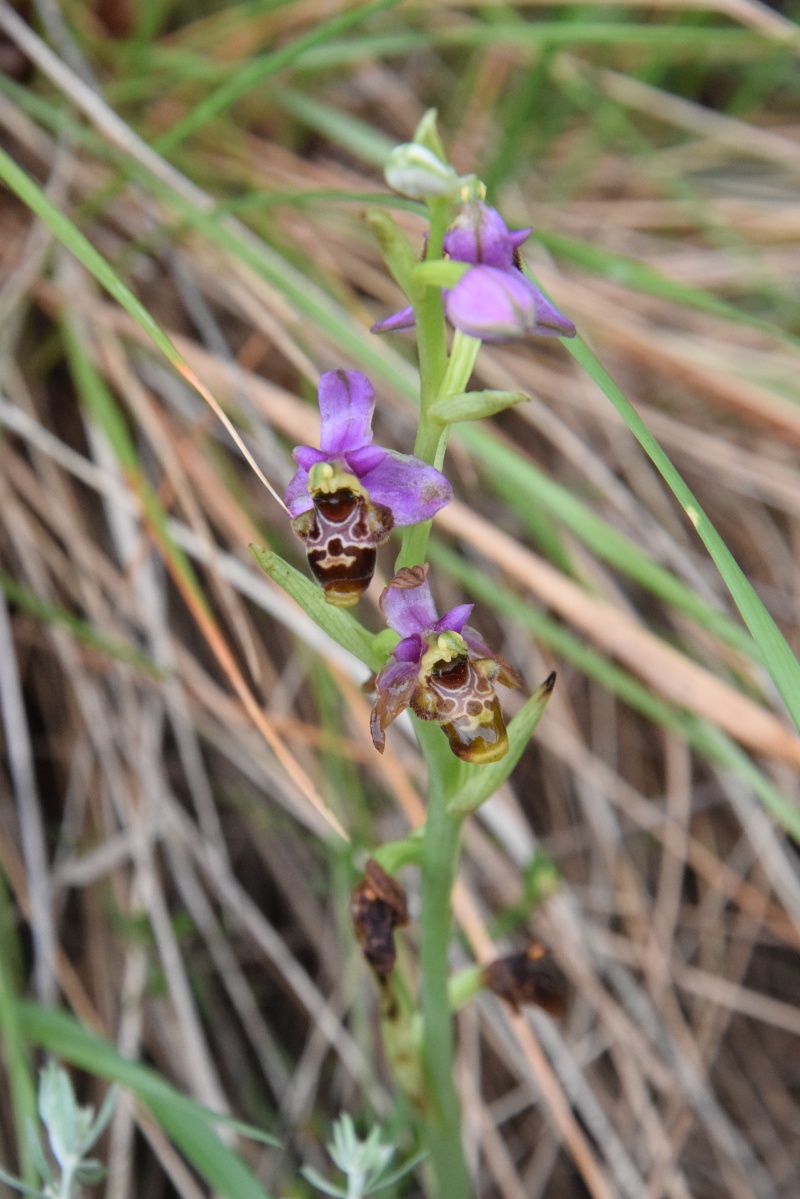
top-left (429, 389), bottom-right (528, 425)
top-left (0, 1165), bottom-right (45, 1198)
top-left (300, 1166), bottom-right (347, 1199)
top-left (364, 210), bottom-right (421, 299)
top-left (248, 546), bottom-right (381, 671)
top-left (372, 830), bottom-right (424, 873)
top-left (412, 109), bottom-right (448, 162)
top-left (19, 1006), bottom-right (277, 1199)
top-left (447, 674), bottom-right (556, 815)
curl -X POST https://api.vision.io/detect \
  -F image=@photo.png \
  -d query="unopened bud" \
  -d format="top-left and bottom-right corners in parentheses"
top-left (385, 143), bottom-right (460, 199)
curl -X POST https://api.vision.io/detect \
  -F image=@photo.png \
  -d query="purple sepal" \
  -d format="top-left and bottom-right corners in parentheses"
top-left (445, 265), bottom-right (575, 343)
top-left (370, 305), bottom-right (416, 335)
top-left (381, 571), bottom-right (439, 638)
top-left (318, 369), bottom-right (375, 455)
top-left (361, 452), bottom-right (453, 527)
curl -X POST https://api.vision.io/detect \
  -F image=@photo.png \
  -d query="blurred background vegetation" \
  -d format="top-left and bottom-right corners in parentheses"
top-left (1, 1), bottom-right (800, 1196)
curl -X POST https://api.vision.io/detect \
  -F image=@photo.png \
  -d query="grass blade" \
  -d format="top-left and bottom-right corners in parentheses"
top-left (565, 334), bottom-right (800, 734)
top-left (18, 1005), bottom-right (277, 1199)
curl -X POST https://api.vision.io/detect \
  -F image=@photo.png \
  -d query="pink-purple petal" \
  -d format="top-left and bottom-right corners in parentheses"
top-left (444, 204), bottom-right (528, 270)
top-left (345, 445), bottom-right (387, 476)
top-left (461, 624), bottom-right (497, 661)
top-left (434, 604), bottom-right (474, 635)
top-left (285, 467), bottom-right (313, 517)
top-left (370, 305), bottom-right (416, 334)
top-left (293, 445), bottom-right (327, 472)
top-left (394, 633), bottom-right (425, 663)
top-left (318, 369), bottom-right (375, 455)
top-left (360, 452), bottom-right (452, 527)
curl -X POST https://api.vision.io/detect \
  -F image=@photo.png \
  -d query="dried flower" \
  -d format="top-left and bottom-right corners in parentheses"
top-left (484, 943), bottom-right (567, 1016)
top-left (286, 371), bottom-right (452, 606)
top-left (370, 564), bottom-right (522, 763)
top-left (372, 200), bottom-right (575, 343)
top-left (351, 859), bottom-right (409, 984)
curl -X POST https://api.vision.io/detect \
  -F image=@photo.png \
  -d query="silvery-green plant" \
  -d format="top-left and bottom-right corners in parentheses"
top-left (0, 1063), bottom-right (116, 1199)
top-left (302, 1114), bottom-right (425, 1199)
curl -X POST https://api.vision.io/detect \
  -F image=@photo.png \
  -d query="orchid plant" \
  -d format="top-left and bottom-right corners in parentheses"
top-left (253, 112), bottom-right (571, 1199)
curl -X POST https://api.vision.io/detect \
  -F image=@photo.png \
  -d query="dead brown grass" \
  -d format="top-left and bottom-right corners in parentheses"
top-left (1, 3), bottom-right (800, 1197)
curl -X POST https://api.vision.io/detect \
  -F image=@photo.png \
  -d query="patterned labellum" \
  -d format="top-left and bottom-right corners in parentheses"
top-left (412, 652), bottom-right (509, 764)
top-left (292, 488), bottom-right (393, 607)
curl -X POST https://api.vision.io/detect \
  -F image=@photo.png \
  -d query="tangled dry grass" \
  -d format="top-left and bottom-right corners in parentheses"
top-left (1, 2), bottom-right (800, 1197)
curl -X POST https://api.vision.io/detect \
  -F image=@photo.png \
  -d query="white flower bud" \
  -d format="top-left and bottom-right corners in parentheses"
top-left (384, 143), bottom-right (460, 199)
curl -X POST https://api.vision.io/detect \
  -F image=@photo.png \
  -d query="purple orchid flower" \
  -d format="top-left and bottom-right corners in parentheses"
top-left (286, 370), bottom-right (452, 607)
top-left (370, 564), bottom-right (523, 763)
top-left (371, 200), bottom-right (575, 343)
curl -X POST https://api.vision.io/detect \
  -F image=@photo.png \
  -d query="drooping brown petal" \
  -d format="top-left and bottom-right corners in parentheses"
top-left (484, 944), bottom-right (567, 1016)
top-left (370, 659), bottom-right (420, 754)
top-left (351, 859), bottom-right (409, 983)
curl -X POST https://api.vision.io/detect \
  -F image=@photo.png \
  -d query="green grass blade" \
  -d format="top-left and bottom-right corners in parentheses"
top-left (0, 149), bottom-right (179, 364)
top-left (447, 674), bottom-right (556, 817)
top-left (536, 230), bottom-right (800, 350)
top-left (457, 426), bottom-right (759, 661)
top-left (0, 881), bottom-right (37, 1186)
top-left (152, 0), bottom-right (404, 155)
top-left (18, 1005), bottom-right (277, 1199)
top-left (272, 87), bottom-right (395, 167)
top-left (565, 334), bottom-right (800, 734)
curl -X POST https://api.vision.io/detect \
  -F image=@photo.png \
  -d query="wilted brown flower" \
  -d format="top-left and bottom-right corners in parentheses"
top-left (484, 943), bottom-right (567, 1016)
top-left (351, 859), bottom-right (409, 984)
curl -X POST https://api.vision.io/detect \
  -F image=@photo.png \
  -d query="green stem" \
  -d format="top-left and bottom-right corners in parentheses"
top-left (414, 197), bottom-right (450, 417)
top-left (398, 331), bottom-right (482, 569)
top-left (416, 721), bottom-right (471, 1199)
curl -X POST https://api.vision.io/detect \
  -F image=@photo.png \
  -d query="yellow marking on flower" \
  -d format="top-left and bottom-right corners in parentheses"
top-left (308, 461), bottom-right (367, 498)
top-left (420, 629), bottom-right (467, 678)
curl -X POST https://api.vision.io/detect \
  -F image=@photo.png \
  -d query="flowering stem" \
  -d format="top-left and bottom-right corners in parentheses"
top-left (414, 197), bottom-right (450, 415)
top-left (416, 719), bottom-right (471, 1199)
top-left (398, 330), bottom-right (481, 570)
